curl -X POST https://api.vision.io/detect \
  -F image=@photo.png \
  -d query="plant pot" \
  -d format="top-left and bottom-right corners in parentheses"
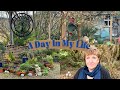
top-left (3, 68), bottom-right (8, 71)
top-left (48, 65), bottom-right (54, 68)
top-left (28, 71), bottom-right (35, 76)
top-left (0, 69), bottom-right (3, 73)
top-left (0, 62), bottom-right (3, 67)
top-left (45, 63), bottom-right (54, 68)
top-left (44, 63), bottom-right (51, 67)
top-left (22, 57), bottom-right (28, 63)
top-left (16, 71), bottom-right (26, 76)
top-left (9, 70), bottom-right (15, 73)
top-left (16, 71), bottom-right (22, 76)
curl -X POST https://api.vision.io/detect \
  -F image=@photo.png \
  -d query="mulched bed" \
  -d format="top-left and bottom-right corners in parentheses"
top-left (0, 63), bottom-right (60, 79)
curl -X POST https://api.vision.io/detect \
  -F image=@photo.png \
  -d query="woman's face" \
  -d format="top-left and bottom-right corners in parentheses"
top-left (85, 54), bottom-right (99, 71)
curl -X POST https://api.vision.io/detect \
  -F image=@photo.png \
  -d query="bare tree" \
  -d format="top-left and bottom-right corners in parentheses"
top-left (0, 11), bottom-right (10, 44)
top-left (7, 11), bottom-right (14, 45)
top-left (25, 11), bottom-right (119, 40)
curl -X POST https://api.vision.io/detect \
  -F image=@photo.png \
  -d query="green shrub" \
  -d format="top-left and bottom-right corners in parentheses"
top-left (37, 62), bottom-right (45, 69)
top-left (20, 63), bottom-right (30, 71)
top-left (26, 58), bottom-right (38, 64)
top-left (61, 64), bottom-right (67, 70)
top-left (42, 55), bottom-right (53, 65)
top-left (9, 52), bottom-right (15, 62)
top-left (37, 56), bottom-right (43, 62)
top-left (42, 67), bottom-right (49, 76)
top-left (3, 64), bottom-right (9, 68)
top-left (58, 50), bottom-right (69, 60)
top-left (0, 42), bottom-right (6, 53)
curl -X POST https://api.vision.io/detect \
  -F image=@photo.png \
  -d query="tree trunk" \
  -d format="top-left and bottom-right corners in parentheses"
top-left (33, 11), bottom-right (35, 29)
top-left (8, 11), bottom-right (14, 45)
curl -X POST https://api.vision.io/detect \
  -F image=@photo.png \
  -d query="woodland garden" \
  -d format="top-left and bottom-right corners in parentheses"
top-left (0, 11), bottom-right (120, 79)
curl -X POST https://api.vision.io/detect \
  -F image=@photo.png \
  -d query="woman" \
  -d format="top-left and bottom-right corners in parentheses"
top-left (74, 46), bottom-right (111, 79)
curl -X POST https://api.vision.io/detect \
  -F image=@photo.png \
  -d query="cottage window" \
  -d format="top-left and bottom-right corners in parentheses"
top-left (104, 15), bottom-right (110, 27)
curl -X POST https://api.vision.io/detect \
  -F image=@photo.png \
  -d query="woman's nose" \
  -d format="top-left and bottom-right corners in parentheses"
top-left (89, 58), bottom-right (93, 62)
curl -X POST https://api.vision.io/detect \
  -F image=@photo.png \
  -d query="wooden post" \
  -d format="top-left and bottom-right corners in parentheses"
top-left (110, 16), bottom-right (113, 42)
top-left (48, 11), bottom-right (51, 40)
top-left (77, 20), bottom-right (84, 40)
top-left (62, 20), bottom-right (66, 40)
top-left (77, 23), bottom-right (81, 40)
top-left (61, 11), bottom-right (67, 40)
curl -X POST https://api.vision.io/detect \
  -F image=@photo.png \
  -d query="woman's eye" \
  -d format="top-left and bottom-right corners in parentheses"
top-left (92, 57), bottom-right (96, 59)
top-left (86, 57), bottom-right (90, 59)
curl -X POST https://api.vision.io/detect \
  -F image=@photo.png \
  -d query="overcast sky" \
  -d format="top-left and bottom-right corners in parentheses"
top-left (0, 11), bottom-right (33, 18)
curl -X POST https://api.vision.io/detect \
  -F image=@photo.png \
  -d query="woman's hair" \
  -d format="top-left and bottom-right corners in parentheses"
top-left (83, 45), bottom-right (101, 59)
